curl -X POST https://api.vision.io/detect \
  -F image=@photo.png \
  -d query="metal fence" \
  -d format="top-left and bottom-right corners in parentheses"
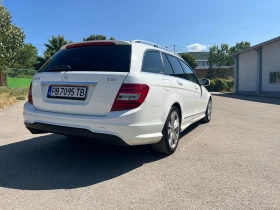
top-left (0, 68), bottom-right (37, 88)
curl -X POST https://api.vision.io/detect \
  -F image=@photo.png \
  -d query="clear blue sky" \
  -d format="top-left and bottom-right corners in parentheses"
top-left (4, 0), bottom-right (280, 54)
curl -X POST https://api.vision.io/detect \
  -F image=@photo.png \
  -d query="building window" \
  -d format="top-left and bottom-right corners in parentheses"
top-left (270, 72), bottom-right (280, 84)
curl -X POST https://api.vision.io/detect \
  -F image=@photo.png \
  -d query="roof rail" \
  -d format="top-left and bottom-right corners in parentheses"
top-left (131, 40), bottom-right (182, 58)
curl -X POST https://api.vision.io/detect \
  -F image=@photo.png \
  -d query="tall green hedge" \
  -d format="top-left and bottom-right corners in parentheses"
top-left (205, 79), bottom-right (234, 92)
top-left (7, 69), bottom-right (36, 78)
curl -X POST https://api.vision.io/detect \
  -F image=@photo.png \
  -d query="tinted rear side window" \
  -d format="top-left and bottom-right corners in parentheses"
top-left (39, 45), bottom-right (131, 72)
top-left (179, 60), bottom-right (199, 84)
top-left (142, 51), bottom-right (164, 74)
top-left (165, 54), bottom-right (185, 79)
top-left (162, 53), bottom-right (174, 75)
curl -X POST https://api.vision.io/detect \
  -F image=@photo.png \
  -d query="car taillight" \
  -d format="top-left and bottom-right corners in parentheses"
top-left (28, 82), bottom-right (33, 105)
top-left (110, 84), bottom-right (150, 112)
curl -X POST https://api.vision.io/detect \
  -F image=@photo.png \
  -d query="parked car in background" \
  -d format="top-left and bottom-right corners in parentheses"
top-left (24, 40), bottom-right (212, 155)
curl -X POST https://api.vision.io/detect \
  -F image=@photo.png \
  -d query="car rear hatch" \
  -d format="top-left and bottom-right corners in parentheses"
top-left (32, 41), bottom-right (131, 116)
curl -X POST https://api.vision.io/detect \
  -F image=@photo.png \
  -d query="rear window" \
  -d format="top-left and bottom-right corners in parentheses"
top-left (39, 45), bottom-right (131, 72)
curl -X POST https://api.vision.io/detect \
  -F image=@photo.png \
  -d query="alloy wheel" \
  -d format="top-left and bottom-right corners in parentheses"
top-left (208, 100), bottom-right (212, 120)
top-left (168, 111), bottom-right (180, 149)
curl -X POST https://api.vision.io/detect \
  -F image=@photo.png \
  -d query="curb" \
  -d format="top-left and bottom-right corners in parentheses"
top-left (226, 92), bottom-right (280, 99)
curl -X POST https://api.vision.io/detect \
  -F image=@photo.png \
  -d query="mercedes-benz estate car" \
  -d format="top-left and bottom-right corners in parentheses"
top-left (24, 40), bottom-right (212, 155)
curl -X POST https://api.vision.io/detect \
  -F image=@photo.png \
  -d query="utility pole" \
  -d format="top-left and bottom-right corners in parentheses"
top-left (166, 45), bottom-right (176, 52)
top-left (0, 0), bottom-right (2, 6)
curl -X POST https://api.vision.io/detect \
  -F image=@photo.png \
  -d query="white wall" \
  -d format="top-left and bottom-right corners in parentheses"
top-left (239, 50), bottom-right (257, 92)
top-left (262, 40), bottom-right (280, 92)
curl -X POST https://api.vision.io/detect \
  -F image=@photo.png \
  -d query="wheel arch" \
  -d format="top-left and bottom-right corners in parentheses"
top-left (207, 92), bottom-right (212, 101)
top-left (172, 102), bottom-right (182, 124)
top-left (163, 96), bottom-right (183, 123)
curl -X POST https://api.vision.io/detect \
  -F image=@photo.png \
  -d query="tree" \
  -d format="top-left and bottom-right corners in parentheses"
top-left (12, 44), bottom-right (38, 69)
top-left (0, 6), bottom-right (25, 67)
top-left (207, 44), bottom-right (232, 79)
top-left (83, 34), bottom-right (115, 41)
top-left (230, 41), bottom-right (250, 55)
top-left (33, 56), bottom-right (46, 70)
top-left (180, 53), bottom-right (198, 69)
top-left (43, 35), bottom-right (71, 60)
top-left (207, 42), bottom-right (250, 79)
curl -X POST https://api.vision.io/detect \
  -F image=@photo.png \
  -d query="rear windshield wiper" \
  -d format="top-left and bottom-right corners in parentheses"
top-left (48, 65), bottom-right (71, 71)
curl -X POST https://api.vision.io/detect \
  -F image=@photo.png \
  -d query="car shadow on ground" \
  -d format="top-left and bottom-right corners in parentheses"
top-left (180, 122), bottom-right (200, 139)
top-left (212, 93), bottom-right (280, 105)
top-left (0, 134), bottom-right (165, 190)
top-left (0, 121), bottom-right (203, 191)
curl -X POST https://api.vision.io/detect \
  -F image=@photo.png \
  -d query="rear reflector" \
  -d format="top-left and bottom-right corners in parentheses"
top-left (28, 82), bottom-right (33, 105)
top-left (110, 84), bottom-right (150, 112)
top-left (66, 42), bottom-right (116, 49)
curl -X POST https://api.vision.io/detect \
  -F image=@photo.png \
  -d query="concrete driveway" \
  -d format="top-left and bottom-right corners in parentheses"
top-left (0, 94), bottom-right (280, 210)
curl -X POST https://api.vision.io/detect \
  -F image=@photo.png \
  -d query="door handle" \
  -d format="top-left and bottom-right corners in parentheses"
top-left (177, 80), bottom-right (183, 86)
top-left (194, 86), bottom-right (199, 90)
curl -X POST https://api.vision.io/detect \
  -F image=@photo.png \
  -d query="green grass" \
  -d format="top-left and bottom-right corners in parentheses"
top-left (7, 77), bottom-right (32, 88)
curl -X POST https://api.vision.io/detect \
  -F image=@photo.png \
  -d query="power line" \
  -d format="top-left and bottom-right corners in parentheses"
top-left (165, 45), bottom-right (176, 52)
top-left (175, 45), bottom-right (188, 49)
top-left (166, 44), bottom-right (189, 52)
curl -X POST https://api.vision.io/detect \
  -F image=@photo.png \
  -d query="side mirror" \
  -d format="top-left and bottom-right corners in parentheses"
top-left (200, 78), bottom-right (210, 86)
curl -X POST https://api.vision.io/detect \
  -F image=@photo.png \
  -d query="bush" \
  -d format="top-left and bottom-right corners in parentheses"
top-left (215, 79), bottom-right (227, 91)
top-left (7, 69), bottom-right (36, 78)
top-left (227, 80), bottom-right (234, 91)
top-left (207, 79), bottom-right (216, 92)
top-left (205, 79), bottom-right (234, 92)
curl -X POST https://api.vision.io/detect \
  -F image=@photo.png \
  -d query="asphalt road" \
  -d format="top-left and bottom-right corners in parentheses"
top-left (0, 94), bottom-right (280, 210)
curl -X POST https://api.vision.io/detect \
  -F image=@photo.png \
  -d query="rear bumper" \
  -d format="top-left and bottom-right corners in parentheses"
top-left (23, 102), bottom-right (164, 145)
top-left (25, 122), bottom-right (128, 146)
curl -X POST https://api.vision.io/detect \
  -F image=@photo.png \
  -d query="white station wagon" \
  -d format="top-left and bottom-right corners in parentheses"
top-left (24, 40), bottom-right (212, 155)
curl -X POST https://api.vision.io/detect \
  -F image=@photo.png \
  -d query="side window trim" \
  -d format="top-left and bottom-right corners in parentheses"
top-left (161, 52), bottom-right (175, 75)
top-left (179, 59), bottom-right (200, 84)
top-left (159, 51), bottom-right (167, 74)
top-left (141, 50), bottom-right (164, 74)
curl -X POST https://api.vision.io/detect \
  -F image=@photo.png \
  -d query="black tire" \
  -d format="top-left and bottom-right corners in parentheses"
top-left (152, 106), bottom-right (181, 155)
top-left (201, 98), bottom-right (212, 123)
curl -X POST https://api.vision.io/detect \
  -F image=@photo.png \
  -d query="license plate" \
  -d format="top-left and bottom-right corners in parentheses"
top-left (47, 86), bottom-right (87, 100)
